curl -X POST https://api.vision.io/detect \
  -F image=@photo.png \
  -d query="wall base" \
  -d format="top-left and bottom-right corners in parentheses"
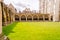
top-left (0, 33), bottom-right (9, 40)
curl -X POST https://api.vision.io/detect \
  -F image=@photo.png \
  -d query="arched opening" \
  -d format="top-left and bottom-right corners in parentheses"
top-left (15, 15), bottom-right (19, 21)
top-left (33, 15), bottom-right (38, 21)
top-left (45, 15), bottom-right (49, 21)
top-left (39, 15), bottom-right (43, 21)
top-left (21, 15), bottom-right (26, 21)
top-left (59, 14), bottom-right (60, 21)
top-left (51, 16), bottom-right (53, 21)
top-left (27, 15), bottom-right (32, 21)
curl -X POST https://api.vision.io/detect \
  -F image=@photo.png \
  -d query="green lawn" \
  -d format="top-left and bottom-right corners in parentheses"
top-left (3, 22), bottom-right (60, 40)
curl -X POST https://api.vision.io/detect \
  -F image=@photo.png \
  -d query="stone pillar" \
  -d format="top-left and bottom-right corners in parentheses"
top-left (10, 15), bottom-right (13, 23)
top-left (26, 17), bottom-right (27, 21)
top-left (19, 16), bottom-right (21, 21)
top-left (0, 0), bottom-right (4, 40)
top-left (38, 16), bottom-right (39, 21)
top-left (43, 15), bottom-right (45, 21)
top-left (0, 0), bottom-right (2, 34)
top-left (4, 10), bottom-right (7, 26)
top-left (49, 15), bottom-right (51, 21)
top-left (10, 12), bottom-right (14, 23)
top-left (7, 9), bottom-right (10, 24)
top-left (53, 0), bottom-right (60, 22)
top-left (32, 16), bottom-right (33, 21)
top-left (13, 14), bottom-right (15, 22)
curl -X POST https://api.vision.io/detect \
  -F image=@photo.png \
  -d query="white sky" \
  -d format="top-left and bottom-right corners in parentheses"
top-left (3, 0), bottom-right (39, 12)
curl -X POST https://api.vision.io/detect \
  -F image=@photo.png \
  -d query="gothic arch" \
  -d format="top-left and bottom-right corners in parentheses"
top-left (21, 15), bottom-right (26, 21)
top-left (33, 15), bottom-right (38, 20)
top-left (27, 15), bottom-right (32, 21)
top-left (44, 15), bottom-right (49, 21)
top-left (51, 16), bottom-right (53, 21)
top-left (15, 15), bottom-right (19, 21)
top-left (39, 15), bottom-right (43, 20)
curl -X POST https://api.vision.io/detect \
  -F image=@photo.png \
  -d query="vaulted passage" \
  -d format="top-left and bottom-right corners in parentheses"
top-left (45, 18), bottom-right (49, 20)
top-left (14, 14), bottom-right (54, 21)
top-left (51, 16), bottom-right (53, 21)
top-left (33, 15), bottom-right (38, 21)
top-left (39, 15), bottom-right (43, 21)
top-left (15, 15), bottom-right (19, 21)
top-left (27, 15), bottom-right (32, 21)
top-left (21, 15), bottom-right (26, 21)
top-left (44, 15), bottom-right (49, 21)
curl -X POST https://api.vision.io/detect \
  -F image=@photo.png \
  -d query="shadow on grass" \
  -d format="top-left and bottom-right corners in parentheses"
top-left (2, 22), bottom-right (19, 36)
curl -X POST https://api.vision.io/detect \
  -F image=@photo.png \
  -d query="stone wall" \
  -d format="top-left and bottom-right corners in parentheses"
top-left (53, 0), bottom-right (59, 22)
top-left (0, 0), bottom-right (4, 40)
top-left (39, 0), bottom-right (60, 21)
top-left (2, 3), bottom-right (15, 26)
top-left (0, 0), bottom-right (2, 35)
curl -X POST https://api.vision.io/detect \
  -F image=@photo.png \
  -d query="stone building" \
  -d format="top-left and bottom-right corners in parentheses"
top-left (0, 0), bottom-right (2, 35)
top-left (2, 3), bottom-right (16, 26)
top-left (15, 8), bottom-right (51, 22)
top-left (15, 0), bottom-right (60, 22)
top-left (0, 0), bottom-right (5, 40)
top-left (39, 0), bottom-right (60, 21)
top-left (1, 0), bottom-right (60, 24)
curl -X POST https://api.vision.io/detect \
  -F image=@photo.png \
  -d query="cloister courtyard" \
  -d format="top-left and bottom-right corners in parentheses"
top-left (0, 0), bottom-right (60, 40)
top-left (3, 22), bottom-right (60, 40)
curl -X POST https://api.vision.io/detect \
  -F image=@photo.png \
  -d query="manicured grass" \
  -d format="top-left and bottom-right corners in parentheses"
top-left (3, 22), bottom-right (60, 40)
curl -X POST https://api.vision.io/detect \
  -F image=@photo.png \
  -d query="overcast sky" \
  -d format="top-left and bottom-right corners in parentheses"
top-left (3, 0), bottom-right (39, 12)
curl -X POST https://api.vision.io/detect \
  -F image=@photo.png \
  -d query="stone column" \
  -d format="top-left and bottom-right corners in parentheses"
top-left (0, 0), bottom-right (2, 34)
top-left (32, 16), bottom-right (33, 21)
top-left (10, 15), bottom-right (13, 23)
top-left (13, 14), bottom-right (15, 22)
top-left (53, 0), bottom-right (60, 21)
top-left (49, 15), bottom-right (51, 21)
top-left (43, 15), bottom-right (45, 21)
top-left (26, 17), bottom-right (27, 21)
top-left (0, 0), bottom-right (4, 40)
top-left (3, 10), bottom-right (7, 26)
top-left (19, 16), bottom-right (21, 21)
top-left (38, 16), bottom-right (39, 21)
top-left (10, 13), bottom-right (13, 23)
top-left (7, 9), bottom-right (10, 24)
